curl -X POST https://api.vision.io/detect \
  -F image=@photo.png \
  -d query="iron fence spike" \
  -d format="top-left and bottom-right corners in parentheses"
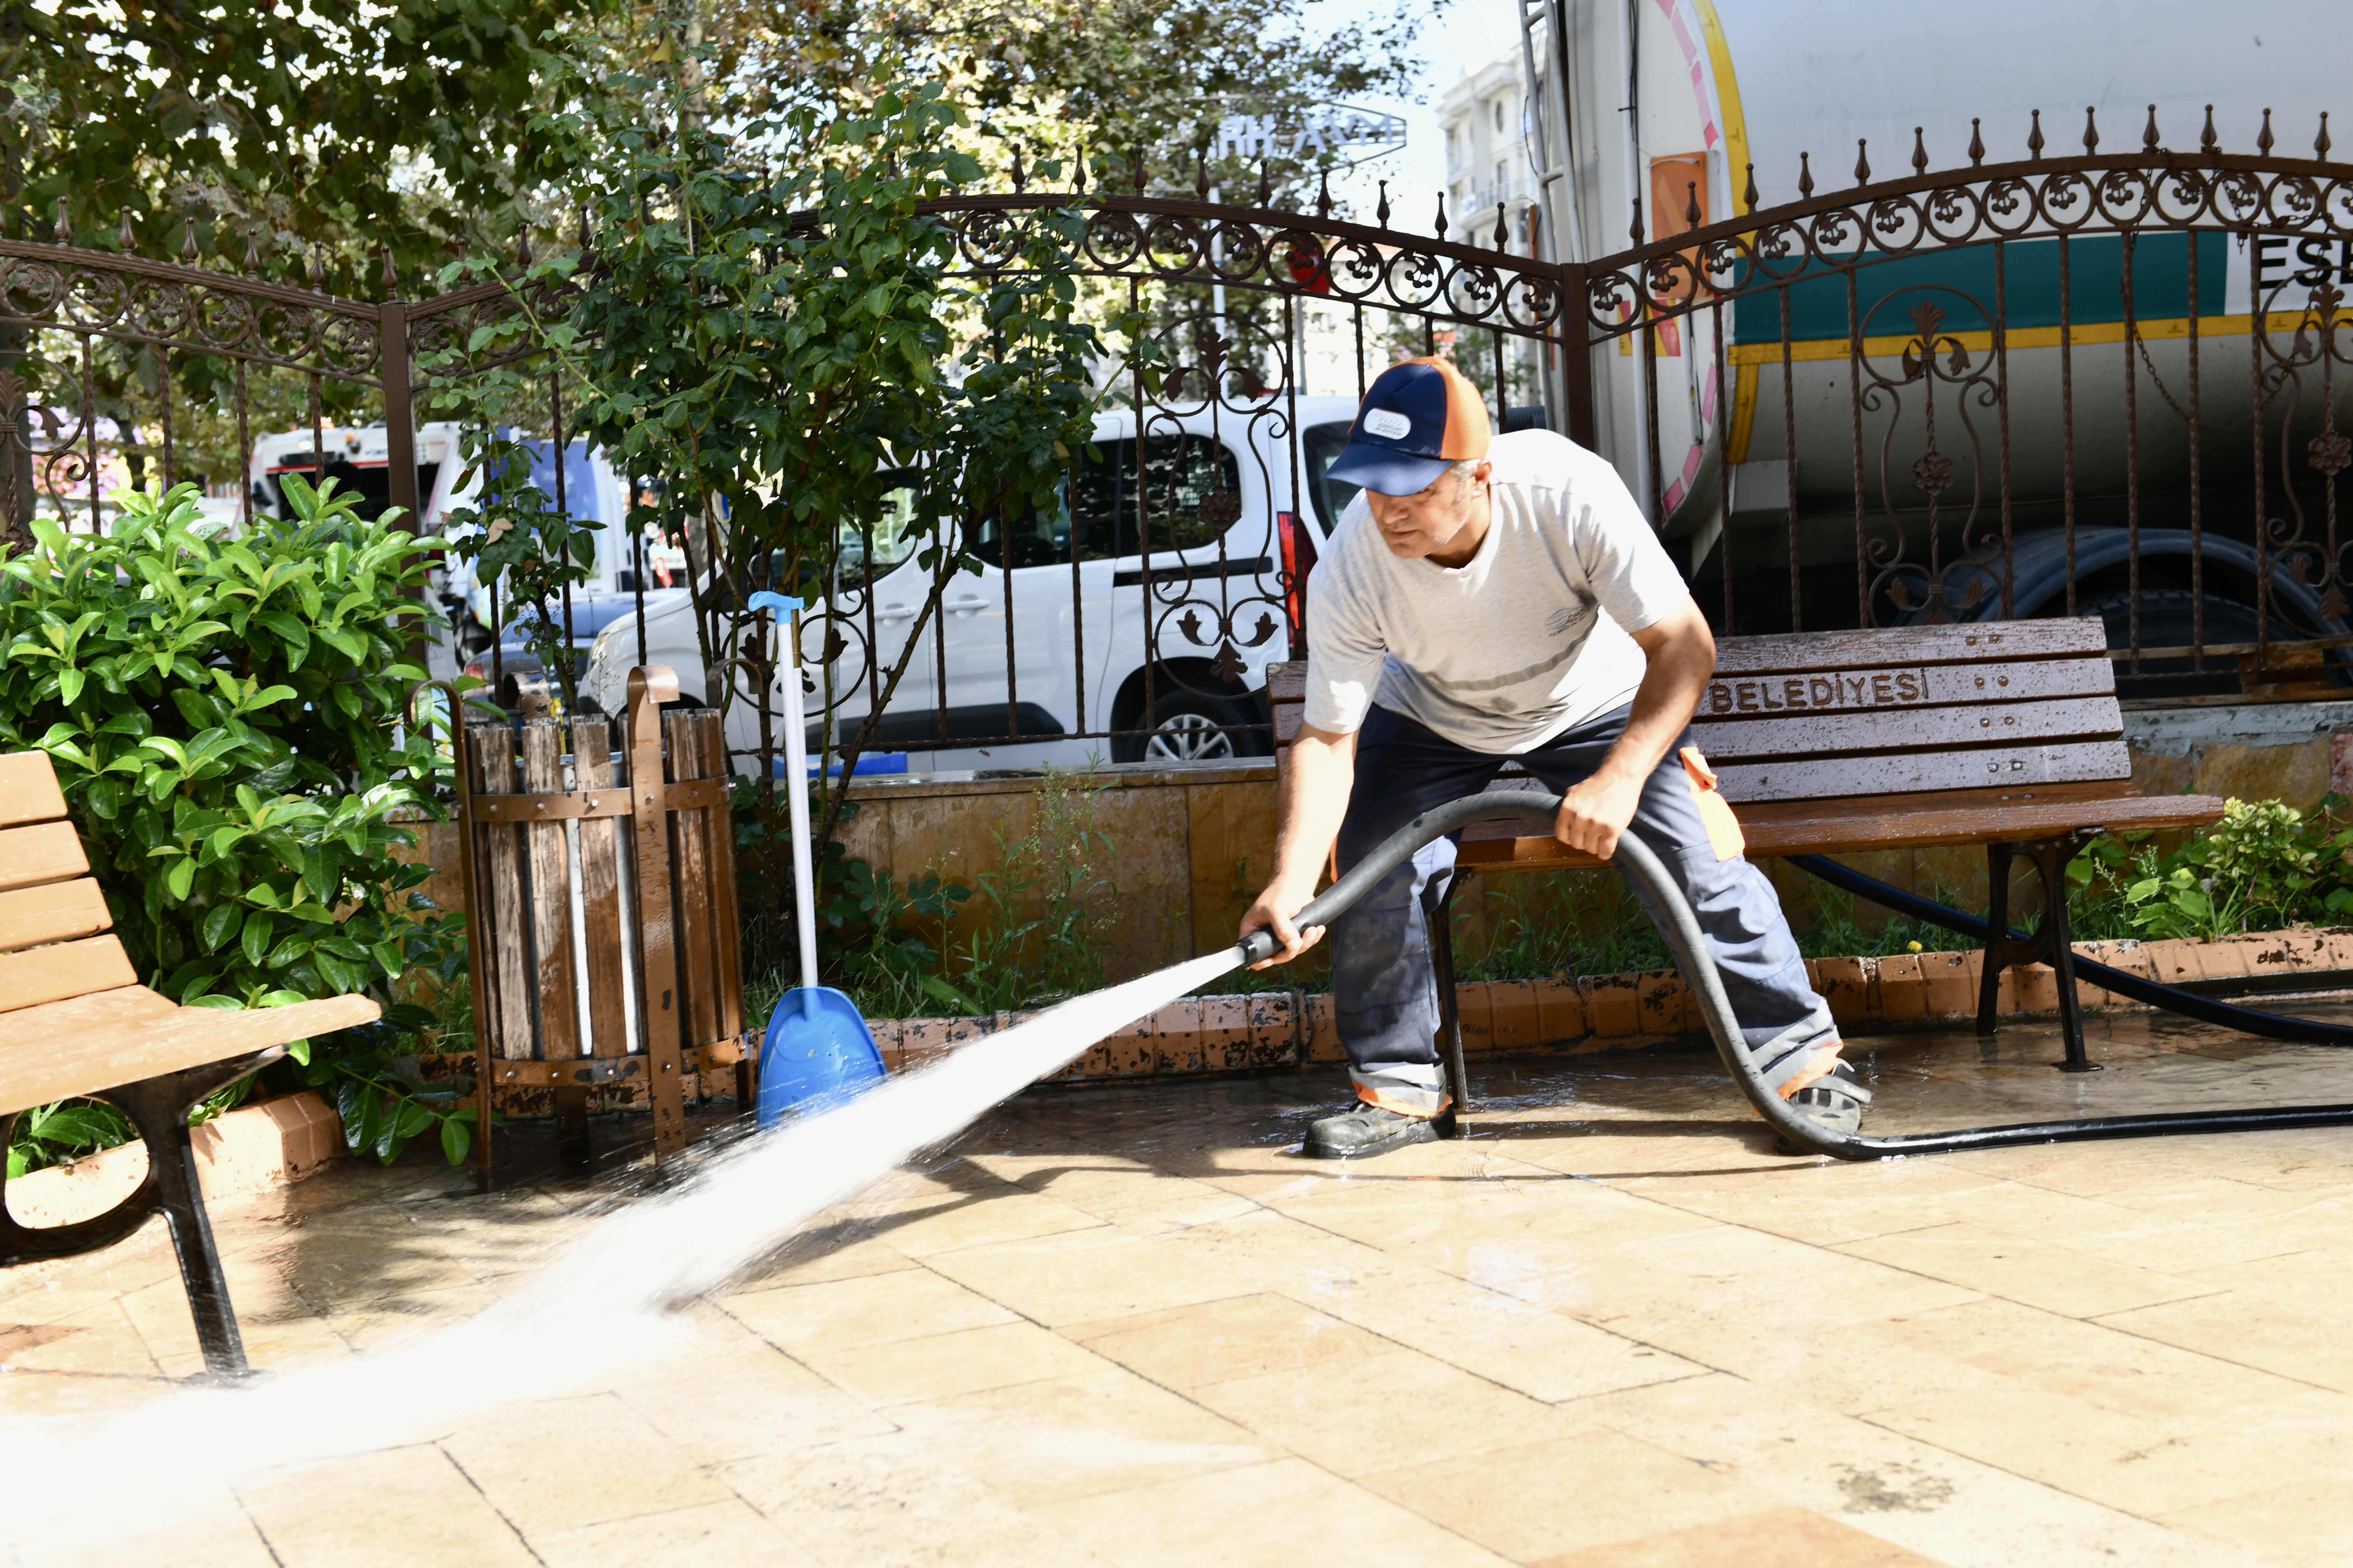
top-left (2082, 106), bottom-right (2099, 153)
top-left (2319, 113), bottom-right (2333, 161)
top-left (1195, 150), bottom-right (1208, 198)
top-left (1854, 138), bottom-right (1870, 185)
top-left (1435, 189), bottom-right (1448, 237)
top-left (53, 198), bottom-right (68, 245)
top-left (1911, 127), bottom-right (1928, 174)
top-left (116, 208), bottom-right (132, 251)
top-left (243, 228), bottom-right (260, 275)
top-left (1012, 145), bottom-right (1025, 193)
top-left (1741, 162), bottom-right (1758, 211)
top-left (2259, 107), bottom-right (2275, 155)
top-left (1317, 169), bottom-right (1333, 220)
top-left (1969, 118), bottom-right (1985, 167)
top-left (1133, 152), bottom-right (1147, 195)
top-left (2028, 109), bottom-right (2045, 160)
top-left (2202, 104), bottom-right (2219, 152)
top-left (1255, 157), bottom-right (1269, 208)
top-left (308, 244), bottom-right (324, 289)
top-left (2144, 104), bottom-right (2161, 152)
top-left (1798, 151), bottom-right (1814, 198)
top-left (518, 231), bottom-right (532, 268)
top-left (578, 205), bottom-right (591, 250)
top-left (1684, 180), bottom-right (1700, 230)
top-left (1493, 200), bottom-right (1509, 249)
top-left (181, 217), bottom-right (199, 263)
top-left (1074, 149), bottom-right (1088, 195)
top-left (382, 246), bottom-right (397, 293)
top-left (1376, 179), bottom-right (1390, 228)
top-left (1629, 193), bottom-right (1644, 245)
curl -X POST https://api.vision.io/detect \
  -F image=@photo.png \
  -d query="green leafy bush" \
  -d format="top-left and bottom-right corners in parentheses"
top-left (0, 478), bottom-right (472, 1169)
top-left (2070, 796), bottom-right (2353, 942)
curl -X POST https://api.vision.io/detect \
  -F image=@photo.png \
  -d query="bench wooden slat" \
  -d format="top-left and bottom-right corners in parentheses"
top-left (0, 985), bottom-right (179, 1052)
top-left (1698, 658), bottom-right (2113, 723)
top-left (1715, 740), bottom-right (2132, 804)
top-left (0, 934), bottom-right (138, 1014)
top-left (0, 820), bottom-right (89, 893)
top-left (1696, 695), bottom-right (2122, 762)
top-left (0, 751), bottom-right (68, 829)
top-left (1709, 619), bottom-right (2107, 675)
top-left (0, 992), bottom-right (381, 1117)
top-left (1456, 788), bottom-right (2226, 868)
top-left (0, 877), bottom-right (113, 954)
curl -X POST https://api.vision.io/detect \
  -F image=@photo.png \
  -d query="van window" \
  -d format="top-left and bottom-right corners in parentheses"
top-left (1302, 422), bottom-right (1360, 535)
top-left (970, 486), bottom-right (1073, 570)
top-left (836, 476), bottom-right (924, 589)
top-left (1064, 434), bottom-right (1246, 558)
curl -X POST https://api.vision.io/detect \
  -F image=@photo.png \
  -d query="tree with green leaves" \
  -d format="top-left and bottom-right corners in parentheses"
top-left (425, 65), bottom-right (1143, 980)
top-left (700, 0), bottom-right (1434, 203)
top-left (0, 0), bottom-right (616, 286)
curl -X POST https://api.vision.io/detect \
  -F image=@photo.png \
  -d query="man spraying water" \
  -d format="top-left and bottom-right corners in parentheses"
top-left (1241, 357), bottom-right (1867, 1159)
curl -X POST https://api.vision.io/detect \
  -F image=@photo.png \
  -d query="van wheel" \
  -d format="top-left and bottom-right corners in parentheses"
top-left (1114, 691), bottom-right (1272, 763)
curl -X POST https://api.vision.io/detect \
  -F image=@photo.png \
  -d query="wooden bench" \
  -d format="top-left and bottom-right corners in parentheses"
top-left (0, 751), bottom-right (378, 1378)
top-left (1269, 618), bottom-right (2226, 1091)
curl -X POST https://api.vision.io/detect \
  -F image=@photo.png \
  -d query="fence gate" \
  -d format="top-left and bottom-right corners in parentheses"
top-left (415, 666), bottom-right (745, 1188)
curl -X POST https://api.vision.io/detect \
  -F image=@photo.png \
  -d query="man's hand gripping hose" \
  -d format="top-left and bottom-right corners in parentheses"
top-left (1237, 791), bottom-right (2353, 1160)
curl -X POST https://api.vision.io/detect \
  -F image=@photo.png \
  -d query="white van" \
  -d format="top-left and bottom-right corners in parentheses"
top-left (247, 424), bottom-right (692, 669)
top-left (578, 395), bottom-right (1373, 774)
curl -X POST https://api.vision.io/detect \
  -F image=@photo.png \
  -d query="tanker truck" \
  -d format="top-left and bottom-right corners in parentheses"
top-left (1518, 0), bottom-right (2352, 692)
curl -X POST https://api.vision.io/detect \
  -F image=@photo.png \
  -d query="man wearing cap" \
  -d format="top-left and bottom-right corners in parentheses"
top-left (1240, 356), bottom-right (1863, 1159)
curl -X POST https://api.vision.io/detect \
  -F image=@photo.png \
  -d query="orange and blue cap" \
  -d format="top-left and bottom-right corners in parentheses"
top-left (1324, 356), bottom-right (1493, 496)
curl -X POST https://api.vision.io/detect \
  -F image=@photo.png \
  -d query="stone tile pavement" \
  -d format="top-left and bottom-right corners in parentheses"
top-left (9, 1005), bottom-right (2353, 1566)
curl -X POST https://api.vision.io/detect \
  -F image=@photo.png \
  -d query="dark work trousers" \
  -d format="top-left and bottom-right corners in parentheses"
top-left (1331, 703), bottom-right (1839, 1115)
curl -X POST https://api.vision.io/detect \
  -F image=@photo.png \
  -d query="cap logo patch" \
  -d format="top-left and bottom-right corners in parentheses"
top-left (1362, 409), bottom-right (1413, 440)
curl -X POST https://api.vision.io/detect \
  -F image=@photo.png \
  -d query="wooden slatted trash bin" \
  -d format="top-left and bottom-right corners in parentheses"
top-left (415, 665), bottom-right (748, 1189)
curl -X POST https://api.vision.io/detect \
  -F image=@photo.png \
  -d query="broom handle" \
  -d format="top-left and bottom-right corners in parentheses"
top-left (785, 631), bottom-right (818, 1015)
top-left (755, 592), bottom-right (822, 1016)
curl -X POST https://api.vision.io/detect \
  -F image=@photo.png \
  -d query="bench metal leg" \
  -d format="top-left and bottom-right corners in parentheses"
top-left (1425, 866), bottom-right (1474, 1126)
top-left (111, 1068), bottom-right (251, 1379)
top-left (1, 1052), bottom-right (276, 1380)
top-left (1976, 833), bottom-right (2102, 1073)
top-left (1976, 843), bottom-right (2014, 1039)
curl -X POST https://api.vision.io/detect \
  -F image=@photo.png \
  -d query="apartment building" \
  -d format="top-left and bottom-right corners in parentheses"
top-left (1437, 49), bottom-right (1538, 249)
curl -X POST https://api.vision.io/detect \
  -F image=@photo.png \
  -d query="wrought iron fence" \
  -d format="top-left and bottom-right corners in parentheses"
top-left (0, 225), bottom-right (616, 702)
top-left (798, 171), bottom-right (1568, 770)
top-left (16, 110), bottom-right (2350, 776)
top-left (1596, 107), bottom-right (2353, 700)
top-left (0, 219), bottom-right (417, 547)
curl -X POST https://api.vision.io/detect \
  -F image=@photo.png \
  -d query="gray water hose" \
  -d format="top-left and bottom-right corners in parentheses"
top-left (1237, 790), bottom-right (2353, 1160)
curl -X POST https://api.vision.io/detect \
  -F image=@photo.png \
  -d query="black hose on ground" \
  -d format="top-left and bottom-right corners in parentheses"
top-left (1236, 791), bottom-right (2353, 1161)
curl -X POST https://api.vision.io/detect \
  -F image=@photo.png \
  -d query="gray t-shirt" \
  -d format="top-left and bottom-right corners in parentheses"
top-left (1302, 430), bottom-right (1690, 753)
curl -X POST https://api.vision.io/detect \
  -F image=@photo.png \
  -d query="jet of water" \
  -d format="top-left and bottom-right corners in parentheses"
top-left (0, 946), bottom-right (1247, 1552)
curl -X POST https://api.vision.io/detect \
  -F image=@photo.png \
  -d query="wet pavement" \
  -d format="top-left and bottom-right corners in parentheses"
top-left (11, 1003), bottom-right (2353, 1566)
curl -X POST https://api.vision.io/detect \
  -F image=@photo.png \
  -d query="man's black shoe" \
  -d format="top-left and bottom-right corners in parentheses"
top-left (1303, 1100), bottom-right (1456, 1159)
top-left (1774, 1060), bottom-right (1872, 1153)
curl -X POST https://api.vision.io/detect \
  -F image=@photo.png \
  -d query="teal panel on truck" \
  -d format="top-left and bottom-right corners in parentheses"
top-left (1728, 231), bottom-right (2232, 345)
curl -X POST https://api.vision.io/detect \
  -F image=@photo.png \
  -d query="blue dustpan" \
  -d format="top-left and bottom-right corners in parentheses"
top-left (748, 591), bottom-right (891, 1129)
top-left (757, 987), bottom-right (886, 1127)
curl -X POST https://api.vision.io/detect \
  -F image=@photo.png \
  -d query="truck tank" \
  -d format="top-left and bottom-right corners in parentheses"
top-left (1539, 0), bottom-right (2351, 644)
